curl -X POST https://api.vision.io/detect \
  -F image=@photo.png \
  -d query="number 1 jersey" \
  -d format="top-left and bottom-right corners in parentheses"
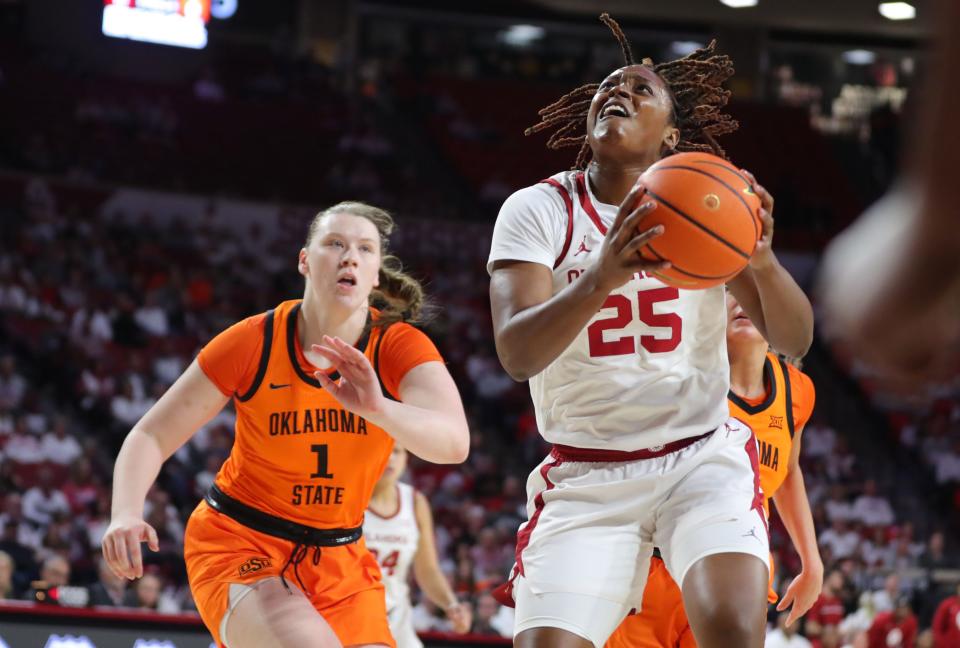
top-left (197, 299), bottom-right (443, 529)
top-left (488, 170), bottom-right (729, 451)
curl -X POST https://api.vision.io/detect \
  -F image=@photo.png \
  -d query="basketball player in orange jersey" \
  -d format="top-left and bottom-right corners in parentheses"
top-left (488, 14), bottom-right (813, 648)
top-left (605, 293), bottom-right (821, 648)
top-left (101, 201), bottom-right (470, 648)
top-left (365, 445), bottom-right (472, 648)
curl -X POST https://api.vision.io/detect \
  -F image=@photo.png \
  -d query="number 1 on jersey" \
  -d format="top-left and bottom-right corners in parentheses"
top-left (310, 444), bottom-right (334, 479)
top-left (587, 287), bottom-right (682, 357)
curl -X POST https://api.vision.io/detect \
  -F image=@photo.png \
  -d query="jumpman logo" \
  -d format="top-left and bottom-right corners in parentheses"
top-left (742, 527), bottom-right (761, 543)
top-left (574, 235), bottom-right (592, 256)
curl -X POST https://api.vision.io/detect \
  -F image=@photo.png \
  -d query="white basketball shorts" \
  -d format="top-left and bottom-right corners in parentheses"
top-left (496, 417), bottom-right (769, 647)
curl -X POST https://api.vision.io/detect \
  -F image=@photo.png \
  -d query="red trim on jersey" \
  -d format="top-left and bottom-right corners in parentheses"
top-left (575, 171), bottom-right (608, 235)
top-left (493, 456), bottom-right (563, 608)
top-left (540, 178), bottom-right (575, 269)
top-left (551, 431), bottom-right (712, 463)
top-left (367, 484), bottom-right (402, 520)
top-left (739, 424), bottom-right (769, 538)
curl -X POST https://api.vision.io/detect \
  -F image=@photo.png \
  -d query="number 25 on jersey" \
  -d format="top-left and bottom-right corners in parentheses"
top-left (588, 287), bottom-right (682, 357)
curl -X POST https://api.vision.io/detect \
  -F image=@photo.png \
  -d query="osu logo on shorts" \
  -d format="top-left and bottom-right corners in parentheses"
top-left (238, 557), bottom-right (271, 577)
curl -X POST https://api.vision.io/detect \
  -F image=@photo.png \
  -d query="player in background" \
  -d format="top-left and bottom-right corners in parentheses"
top-left (819, 0), bottom-right (960, 380)
top-left (605, 293), bottom-right (821, 647)
top-left (365, 445), bottom-right (472, 648)
top-left (488, 14), bottom-right (813, 648)
top-left (102, 202), bottom-right (470, 648)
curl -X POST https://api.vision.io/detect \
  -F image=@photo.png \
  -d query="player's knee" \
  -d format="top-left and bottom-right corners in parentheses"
top-left (688, 596), bottom-right (764, 646)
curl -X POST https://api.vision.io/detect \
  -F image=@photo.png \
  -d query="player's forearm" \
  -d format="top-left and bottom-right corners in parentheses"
top-left (772, 469), bottom-right (822, 571)
top-left (492, 265), bottom-right (611, 381)
top-left (744, 259), bottom-right (813, 358)
top-left (111, 428), bottom-right (165, 519)
top-left (413, 559), bottom-right (459, 609)
top-left (367, 402), bottom-right (468, 464)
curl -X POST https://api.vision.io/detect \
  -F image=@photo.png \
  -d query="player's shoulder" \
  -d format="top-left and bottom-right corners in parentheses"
top-left (500, 171), bottom-right (577, 216)
top-left (784, 361), bottom-right (814, 394)
top-left (374, 320), bottom-right (442, 368)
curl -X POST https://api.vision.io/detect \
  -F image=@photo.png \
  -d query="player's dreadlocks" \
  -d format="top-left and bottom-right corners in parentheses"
top-left (525, 13), bottom-right (738, 168)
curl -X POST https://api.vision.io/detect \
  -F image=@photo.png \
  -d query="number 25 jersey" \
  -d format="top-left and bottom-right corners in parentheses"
top-left (197, 299), bottom-right (443, 529)
top-left (488, 171), bottom-right (729, 451)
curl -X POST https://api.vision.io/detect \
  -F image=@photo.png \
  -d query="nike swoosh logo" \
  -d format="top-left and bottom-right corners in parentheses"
top-left (269, 383), bottom-right (291, 389)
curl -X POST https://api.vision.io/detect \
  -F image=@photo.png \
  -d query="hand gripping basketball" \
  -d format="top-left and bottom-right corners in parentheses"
top-left (590, 180), bottom-right (670, 294)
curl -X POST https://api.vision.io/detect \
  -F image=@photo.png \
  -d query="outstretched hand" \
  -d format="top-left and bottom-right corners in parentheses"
top-left (589, 180), bottom-right (670, 293)
top-left (312, 335), bottom-right (386, 420)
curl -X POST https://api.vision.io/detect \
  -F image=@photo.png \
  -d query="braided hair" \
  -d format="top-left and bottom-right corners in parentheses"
top-left (525, 13), bottom-right (738, 168)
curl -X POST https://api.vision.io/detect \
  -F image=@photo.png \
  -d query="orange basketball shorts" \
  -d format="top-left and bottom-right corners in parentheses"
top-left (605, 556), bottom-right (695, 648)
top-left (607, 552), bottom-right (777, 648)
top-left (184, 500), bottom-right (394, 647)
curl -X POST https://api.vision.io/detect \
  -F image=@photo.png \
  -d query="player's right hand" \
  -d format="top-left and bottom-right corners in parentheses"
top-left (590, 179), bottom-right (670, 293)
top-left (102, 516), bottom-right (160, 580)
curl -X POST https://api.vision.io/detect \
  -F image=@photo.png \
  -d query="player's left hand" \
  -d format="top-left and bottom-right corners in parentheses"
top-left (446, 600), bottom-right (473, 634)
top-left (777, 564), bottom-right (823, 627)
top-left (741, 169), bottom-right (776, 270)
top-left (312, 336), bottom-right (386, 419)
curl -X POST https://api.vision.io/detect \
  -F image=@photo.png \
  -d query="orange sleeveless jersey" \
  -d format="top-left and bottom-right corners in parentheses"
top-left (728, 353), bottom-right (815, 516)
top-left (197, 299), bottom-right (443, 529)
top-left (605, 354), bottom-right (815, 648)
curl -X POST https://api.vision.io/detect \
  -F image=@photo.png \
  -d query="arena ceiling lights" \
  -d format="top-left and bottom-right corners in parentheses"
top-left (718, 0), bottom-right (759, 8)
top-left (878, 2), bottom-right (916, 20)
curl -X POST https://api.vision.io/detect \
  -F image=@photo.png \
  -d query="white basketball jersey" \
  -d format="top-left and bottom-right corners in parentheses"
top-left (364, 482), bottom-right (420, 614)
top-left (489, 170), bottom-right (730, 451)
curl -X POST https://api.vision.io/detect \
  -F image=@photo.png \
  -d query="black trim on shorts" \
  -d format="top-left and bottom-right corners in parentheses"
top-left (286, 302), bottom-right (371, 388)
top-left (204, 484), bottom-right (362, 546)
top-left (727, 356), bottom-right (777, 414)
top-left (236, 309), bottom-right (275, 402)
top-left (778, 357), bottom-right (796, 439)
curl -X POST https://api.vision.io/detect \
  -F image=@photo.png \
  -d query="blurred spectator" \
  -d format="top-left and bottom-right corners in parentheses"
top-left (919, 532), bottom-right (950, 570)
top-left (4, 415), bottom-right (43, 464)
top-left (61, 457), bottom-right (103, 516)
top-left (0, 550), bottom-right (15, 599)
top-left (0, 355), bottom-right (26, 409)
top-left (41, 416), bottom-right (82, 466)
top-left (871, 574), bottom-right (902, 615)
top-left (823, 484), bottom-right (854, 523)
top-left (807, 571), bottom-right (847, 640)
top-left (867, 597), bottom-right (917, 648)
top-left (766, 611), bottom-right (813, 648)
top-left (22, 467), bottom-right (70, 527)
top-left (87, 556), bottom-right (132, 607)
top-left (851, 480), bottom-right (895, 528)
top-left (110, 378), bottom-right (153, 428)
top-left (471, 591), bottom-right (511, 637)
top-left (820, 518), bottom-right (861, 560)
top-left (35, 554), bottom-right (71, 589)
top-left (132, 572), bottom-right (172, 612)
top-left (931, 584), bottom-right (960, 648)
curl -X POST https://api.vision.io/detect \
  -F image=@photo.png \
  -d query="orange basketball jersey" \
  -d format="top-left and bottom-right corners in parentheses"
top-left (197, 299), bottom-right (443, 529)
top-left (728, 353), bottom-right (815, 515)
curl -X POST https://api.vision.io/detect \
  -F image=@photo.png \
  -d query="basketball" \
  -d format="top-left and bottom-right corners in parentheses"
top-left (636, 152), bottom-right (763, 290)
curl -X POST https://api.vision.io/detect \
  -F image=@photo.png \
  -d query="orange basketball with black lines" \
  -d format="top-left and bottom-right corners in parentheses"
top-left (636, 152), bottom-right (762, 290)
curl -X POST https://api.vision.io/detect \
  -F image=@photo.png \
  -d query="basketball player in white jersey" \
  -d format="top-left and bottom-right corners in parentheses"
top-left (487, 16), bottom-right (813, 648)
top-left (365, 445), bottom-right (472, 647)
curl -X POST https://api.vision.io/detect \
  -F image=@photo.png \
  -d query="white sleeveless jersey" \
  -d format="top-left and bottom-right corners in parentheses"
top-left (488, 169), bottom-right (730, 451)
top-left (364, 482), bottom-right (420, 613)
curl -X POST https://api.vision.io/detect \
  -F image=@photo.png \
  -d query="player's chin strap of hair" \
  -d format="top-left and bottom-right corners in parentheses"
top-left (204, 484), bottom-right (363, 593)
